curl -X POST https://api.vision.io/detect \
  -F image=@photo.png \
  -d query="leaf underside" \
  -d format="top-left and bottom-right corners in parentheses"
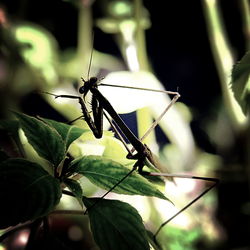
top-left (0, 158), bottom-right (62, 229)
top-left (83, 197), bottom-right (150, 250)
top-left (70, 155), bottom-right (168, 200)
top-left (63, 178), bottom-right (83, 207)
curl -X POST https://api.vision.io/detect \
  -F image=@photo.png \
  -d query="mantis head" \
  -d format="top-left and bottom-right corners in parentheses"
top-left (79, 77), bottom-right (98, 99)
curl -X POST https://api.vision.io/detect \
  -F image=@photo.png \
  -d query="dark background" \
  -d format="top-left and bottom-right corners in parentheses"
top-left (1, 0), bottom-right (246, 111)
top-left (1, 0), bottom-right (246, 150)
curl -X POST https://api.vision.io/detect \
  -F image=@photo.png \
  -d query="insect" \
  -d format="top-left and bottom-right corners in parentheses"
top-left (44, 45), bottom-right (218, 247)
top-left (45, 73), bottom-right (218, 243)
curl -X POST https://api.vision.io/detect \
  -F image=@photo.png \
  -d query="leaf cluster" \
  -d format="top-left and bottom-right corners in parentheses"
top-left (0, 112), bottom-right (168, 249)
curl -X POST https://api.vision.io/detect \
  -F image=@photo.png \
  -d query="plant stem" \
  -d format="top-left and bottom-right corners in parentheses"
top-left (202, 0), bottom-right (246, 128)
top-left (134, 0), bottom-right (150, 71)
top-left (77, 2), bottom-right (93, 80)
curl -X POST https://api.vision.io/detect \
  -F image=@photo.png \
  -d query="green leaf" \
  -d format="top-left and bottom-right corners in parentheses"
top-left (40, 117), bottom-right (89, 151)
top-left (0, 158), bottom-right (62, 229)
top-left (63, 178), bottom-right (83, 207)
top-left (69, 156), bottom-right (168, 200)
top-left (13, 112), bottom-right (65, 166)
top-left (83, 197), bottom-right (150, 250)
top-left (231, 51), bottom-right (250, 115)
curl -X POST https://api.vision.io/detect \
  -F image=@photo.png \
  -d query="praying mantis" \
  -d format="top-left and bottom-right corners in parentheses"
top-left (45, 68), bottom-right (219, 246)
top-left (41, 38), bottom-right (218, 248)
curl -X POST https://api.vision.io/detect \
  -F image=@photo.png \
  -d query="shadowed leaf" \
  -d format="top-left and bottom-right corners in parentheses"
top-left (83, 197), bottom-right (150, 250)
top-left (0, 158), bottom-right (62, 229)
top-left (63, 178), bottom-right (83, 207)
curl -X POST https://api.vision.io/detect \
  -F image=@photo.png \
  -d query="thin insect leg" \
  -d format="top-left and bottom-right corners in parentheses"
top-left (148, 173), bottom-right (219, 243)
top-left (99, 83), bottom-right (180, 96)
top-left (140, 93), bottom-right (180, 142)
top-left (84, 161), bottom-right (140, 215)
top-left (43, 92), bottom-right (82, 100)
top-left (44, 92), bottom-right (102, 138)
top-left (103, 111), bottom-right (133, 155)
top-left (87, 32), bottom-right (95, 81)
top-left (67, 115), bottom-right (84, 124)
top-left (131, 92), bottom-right (180, 154)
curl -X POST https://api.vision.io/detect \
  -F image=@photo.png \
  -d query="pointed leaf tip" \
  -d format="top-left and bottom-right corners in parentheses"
top-left (13, 112), bottom-right (66, 166)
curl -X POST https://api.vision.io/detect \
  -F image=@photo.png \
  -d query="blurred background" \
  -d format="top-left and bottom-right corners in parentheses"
top-left (0, 0), bottom-right (250, 249)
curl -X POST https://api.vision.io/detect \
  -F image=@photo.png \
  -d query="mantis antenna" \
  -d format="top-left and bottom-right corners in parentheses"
top-left (87, 33), bottom-right (94, 81)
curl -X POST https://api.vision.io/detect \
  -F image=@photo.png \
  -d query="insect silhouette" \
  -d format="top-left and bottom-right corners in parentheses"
top-left (45, 48), bottom-right (218, 247)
